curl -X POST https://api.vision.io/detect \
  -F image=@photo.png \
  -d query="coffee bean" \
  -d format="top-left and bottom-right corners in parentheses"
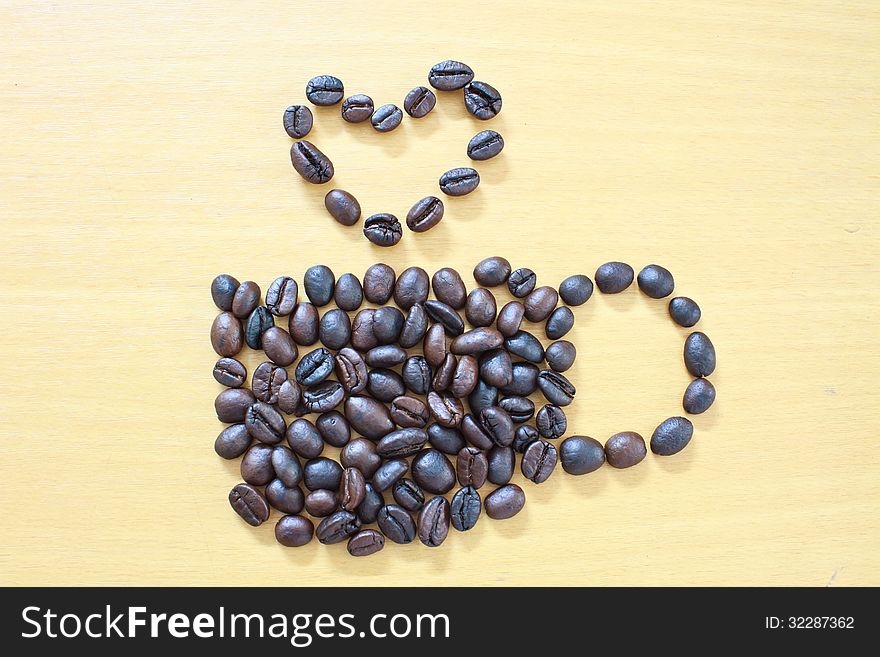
top-left (211, 274), bottom-right (240, 311)
top-left (545, 306), bottom-right (574, 340)
top-left (324, 189), bottom-right (362, 228)
top-left (215, 424), bottom-right (251, 459)
top-left (271, 445), bottom-right (303, 487)
top-left (431, 268), bottom-right (467, 309)
top-left (266, 276), bottom-right (299, 316)
top-left (213, 357), bottom-right (247, 388)
top-left (450, 327), bottom-right (504, 354)
top-left (262, 327), bottom-right (298, 366)
top-left (364, 345), bottom-right (406, 369)
top-left (466, 288), bottom-right (497, 327)
top-left (418, 496), bottom-right (450, 547)
top-left (513, 425), bottom-right (540, 454)
top-left (245, 402), bottom-right (286, 445)
top-left (303, 457), bottom-right (343, 492)
top-left (507, 268), bottom-right (536, 298)
top-left (377, 428), bottom-right (428, 458)
top-left (371, 104), bottom-right (403, 132)
top-left (302, 265), bottom-right (334, 306)
top-left (244, 306), bottom-right (274, 350)
top-left (505, 330), bottom-right (545, 363)
top-left (651, 416), bottom-right (694, 456)
top-left (537, 370), bottom-right (576, 406)
top-left (356, 483), bottom-right (383, 524)
top-left (536, 405), bottom-right (566, 439)
top-left (684, 331), bottom-right (716, 377)
top-left (390, 396), bottom-right (429, 429)
top-left (496, 301), bottom-right (525, 337)
top-left (467, 380), bottom-right (499, 417)
top-left (319, 308), bottom-right (351, 350)
top-left (480, 406), bottom-right (515, 447)
top-left (450, 486), bottom-right (481, 531)
top-left (399, 303), bottom-right (428, 348)
top-left (605, 431), bottom-right (647, 468)
top-left (464, 81), bottom-right (502, 119)
top-left (344, 395), bottom-right (394, 440)
top-left (241, 444), bottom-right (275, 485)
top-left (404, 86), bottom-right (437, 118)
top-left (406, 196), bottom-right (444, 233)
top-left (393, 267), bottom-right (429, 309)
top-left (392, 478), bottom-right (425, 512)
top-left (316, 511), bottom-right (361, 545)
top-left (638, 264), bottom-right (675, 299)
top-left (484, 484), bottom-right (525, 520)
top-left (487, 445), bottom-right (515, 485)
top-left (473, 256), bottom-right (511, 287)
top-left (283, 104), bottom-right (313, 138)
top-left (211, 312), bottom-right (243, 357)
top-left (350, 308), bottom-right (379, 351)
top-left (232, 281), bottom-right (261, 319)
top-left (302, 381), bottom-right (345, 413)
top-left (432, 353), bottom-right (457, 392)
top-left (266, 479), bottom-right (305, 514)
top-left (449, 354), bottom-right (479, 398)
top-left (348, 528), bottom-right (385, 557)
top-left (338, 467), bottom-right (367, 512)
top-left (306, 75), bottom-right (344, 106)
top-left (377, 504), bottom-right (416, 544)
top-left (290, 140), bottom-right (334, 184)
top-left (461, 414), bottom-right (495, 450)
top-left (363, 263), bottom-right (396, 304)
top-left (215, 388), bottom-right (256, 423)
top-left (668, 296), bottom-right (701, 328)
top-left (402, 355), bottom-right (432, 395)
top-left (501, 361), bottom-right (539, 397)
top-left (277, 380), bottom-right (302, 414)
top-left (334, 273), bottom-right (363, 311)
top-left (479, 349), bottom-right (513, 388)
top-left (305, 489), bottom-right (339, 517)
top-left (296, 347), bottom-right (334, 385)
top-left (545, 340), bottom-right (576, 373)
top-left (427, 391), bottom-right (464, 428)
top-left (456, 446), bottom-right (488, 488)
top-left (286, 418), bottom-right (323, 459)
top-left (439, 167), bottom-right (480, 196)
top-left (524, 286), bottom-right (558, 322)
top-left (367, 368), bottom-right (405, 403)
top-left (559, 274), bottom-right (593, 306)
top-left (411, 449), bottom-right (456, 494)
top-left (499, 396), bottom-right (535, 423)
top-left (341, 438), bottom-right (381, 479)
top-left (428, 60), bottom-right (474, 90)
top-left (229, 483), bottom-right (269, 527)
top-left (423, 323), bottom-right (448, 367)
top-left (424, 300), bottom-right (465, 336)
top-left (467, 130), bottom-right (504, 160)
top-left (427, 423), bottom-right (465, 455)
top-left (334, 347), bottom-right (367, 395)
top-left (372, 458), bottom-right (409, 492)
top-left (559, 436), bottom-right (605, 475)
top-left (595, 261), bottom-right (634, 294)
top-left (341, 94), bottom-right (374, 122)
top-left (363, 213), bottom-right (403, 247)
top-left (275, 514), bottom-right (314, 546)
top-left (316, 411), bottom-right (350, 448)
top-left (522, 439), bottom-right (558, 484)
top-left (289, 302), bottom-right (319, 345)
top-left (683, 377), bottom-right (716, 414)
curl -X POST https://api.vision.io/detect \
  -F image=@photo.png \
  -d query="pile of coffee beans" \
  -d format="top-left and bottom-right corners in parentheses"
top-left (211, 258), bottom-right (716, 555)
top-left (284, 61), bottom-right (504, 247)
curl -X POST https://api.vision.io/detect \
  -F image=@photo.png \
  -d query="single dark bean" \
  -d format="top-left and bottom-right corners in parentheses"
top-left (390, 395), bottom-right (429, 428)
top-left (211, 274), bottom-right (240, 311)
top-left (277, 380), bottom-right (302, 414)
top-left (316, 511), bottom-right (361, 545)
top-left (402, 355), bottom-right (432, 395)
top-left (283, 104), bottom-right (313, 138)
top-left (241, 444), bottom-right (275, 485)
top-left (559, 274), bottom-right (593, 306)
top-left (668, 296), bottom-right (701, 327)
top-left (480, 406), bottom-right (515, 447)
top-left (344, 395), bottom-right (394, 440)
top-left (271, 445), bottom-right (302, 487)
top-left (684, 331), bottom-right (716, 377)
top-left (507, 268), bottom-right (536, 298)
top-left (289, 302), bottom-right (319, 346)
top-left (449, 354), bottom-right (479, 398)
top-left (305, 489), bottom-right (339, 517)
top-left (427, 391), bottom-right (464, 428)
top-left (411, 449), bottom-right (456, 494)
top-left (302, 381), bottom-right (345, 413)
top-left (427, 423), bottom-right (465, 455)
top-left (496, 301), bottom-right (525, 338)
top-left (595, 261), bottom-right (634, 294)
top-left (372, 306), bottom-right (405, 344)
top-left (683, 377), bottom-right (716, 414)
top-left (479, 348), bottom-right (513, 388)
top-left (275, 514), bottom-right (314, 547)
top-left (266, 479), bottom-right (305, 514)
top-left (365, 345), bottom-right (407, 369)
top-left (215, 388), bottom-right (256, 423)
top-left (399, 303), bottom-right (428, 348)
top-left (450, 327), bottom-right (504, 355)
top-left (392, 478), bottom-right (424, 512)
top-left (341, 94), bottom-right (374, 122)
top-left (377, 428), bottom-right (429, 458)
top-left (303, 265), bottom-right (334, 306)
top-left (432, 353), bottom-right (457, 391)
top-left (546, 306), bottom-right (574, 340)
top-left (210, 312), bottom-right (243, 357)
top-left (651, 416), bottom-right (694, 456)
top-left (262, 327), bottom-right (298, 366)
top-left (467, 129), bottom-right (504, 160)
top-left (484, 484), bottom-right (525, 520)
top-left (290, 140), bottom-right (334, 184)
top-left (377, 504), bottom-right (416, 544)
top-left (404, 86), bottom-right (436, 118)
top-left (473, 256), bottom-right (511, 287)
top-left (316, 411), bottom-right (350, 448)
top-left (244, 306), bottom-right (274, 350)
top-left (324, 189), bottom-right (362, 227)
top-left (456, 446), bottom-right (488, 488)
top-left (428, 60), bottom-right (474, 90)
top-left (439, 167), bottom-right (480, 196)
top-left (350, 309), bottom-right (379, 351)
top-left (303, 457), bottom-right (343, 492)
top-left (524, 286), bottom-right (558, 322)
top-left (522, 439), bottom-right (558, 483)
top-left (406, 196), bottom-right (444, 233)
top-left (356, 483), bottom-right (383, 524)
top-left (214, 424), bottom-right (251, 459)
top-left (499, 396), bottom-right (535, 423)
top-left (285, 418), bottom-right (324, 459)
top-left (305, 75), bottom-right (344, 106)
top-left (467, 380), bottom-right (499, 417)
top-left (245, 402), bottom-right (286, 444)
top-left (319, 309), bottom-right (351, 350)
top-left (232, 281), bottom-right (261, 319)
top-left (418, 496), bottom-right (450, 547)
top-left (461, 414), bottom-right (494, 450)
top-left (367, 368), bottom-right (405, 403)
top-left (466, 288), bottom-right (497, 327)
top-left (341, 438), bottom-right (382, 479)
top-left (513, 425), bottom-right (540, 454)
top-left (338, 467), bottom-right (367, 512)
top-left (464, 81), bottom-right (502, 119)
top-left (334, 273), bottom-right (363, 311)
top-left (364, 213), bottom-right (402, 247)
top-left (423, 323), bottom-right (448, 368)
top-left (394, 266), bottom-right (429, 309)
top-left (638, 264), bottom-right (675, 299)
top-left (296, 347), bottom-right (334, 385)
top-left (266, 276), bottom-right (299, 316)
top-left (371, 104), bottom-right (403, 132)
top-left (214, 357), bottom-right (246, 388)
top-left (348, 529), bottom-right (385, 557)
top-left (372, 459), bottom-right (409, 492)
top-left (560, 436), bottom-right (605, 475)
top-left (500, 361), bottom-right (539, 397)
top-left (450, 486), bottom-right (481, 531)
top-left (536, 404), bottom-right (567, 439)
top-left (505, 330), bottom-right (545, 363)
top-left (363, 263), bottom-right (395, 304)
top-left (605, 431), bottom-right (647, 468)
top-left (487, 445), bottom-right (515, 485)
top-left (229, 483), bottom-right (269, 527)
top-left (431, 268), bottom-right (467, 309)
top-left (424, 300), bottom-right (465, 336)
top-left (537, 370), bottom-right (576, 406)
top-left (545, 340), bottom-right (576, 372)
top-left (335, 347), bottom-right (368, 395)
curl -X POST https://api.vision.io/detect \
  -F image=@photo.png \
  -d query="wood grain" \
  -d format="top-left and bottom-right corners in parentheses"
top-left (1, 0), bottom-right (877, 586)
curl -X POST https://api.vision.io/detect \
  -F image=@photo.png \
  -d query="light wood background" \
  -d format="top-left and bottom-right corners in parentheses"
top-left (1, 0), bottom-right (877, 586)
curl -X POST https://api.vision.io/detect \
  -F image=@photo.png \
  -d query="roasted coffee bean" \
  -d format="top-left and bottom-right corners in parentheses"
top-left (316, 411), bottom-right (350, 448)
top-left (356, 483), bottom-right (383, 524)
top-left (283, 104), bottom-right (313, 138)
top-left (501, 361), bottom-right (539, 397)
top-left (306, 75), bottom-right (344, 106)
top-left (319, 309), bottom-right (351, 350)
top-left (484, 484), bottom-right (525, 520)
top-left (350, 308), bottom-right (379, 351)
top-left (428, 60), bottom-right (473, 90)
top-left (290, 140), bottom-right (334, 183)
top-left (266, 276), bottom-right (299, 316)
top-left (296, 347), bottom-right (334, 385)
top-left (461, 414), bottom-right (494, 450)
top-left (278, 380), bottom-right (303, 413)
top-left (467, 380), bottom-right (499, 417)
top-left (513, 425), bottom-right (540, 454)
top-left (363, 263), bottom-right (396, 304)
top-left (605, 431), bottom-right (647, 468)
top-left (392, 478), bottom-right (425, 512)
top-left (344, 395), bottom-right (394, 440)
top-left (211, 312), bottom-right (243, 357)
top-left (560, 436), bottom-right (605, 475)
top-left (303, 265), bottom-right (334, 306)
top-left (215, 388), bottom-right (256, 423)
top-left (418, 496), bottom-right (450, 548)
top-left (545, 340), bottom-right (576, 373)
top-left (266, 479), bottom-right (305, 514)
top-left (241, 444), bottom-right (275, 485)
top-left (668, 296), bottom-right (701, 328)
top-left (479, 406), bottom-right (515, 447)
top-left (524, 286), bottom-right (558, 322)
top-left (439, 167), bottom-right (480, 196)
top-left (499, 396), bottom-right (535, 423)
top-left (341, 438), bottom-right (382, 479)
top-left (372, 459), bottom-right (409, 492)
top-left (245, 306), bottom-right (275, 350)
top-left (305, 489), bottom-right (339, 517)
top-left (559, 274), bottom-right (593, 306)
top-left (638, 264), bottom-right (675, 299)
top-left (404, 86), bottom-right (436, 118)
top-left (335, 348), bottom-right (367, 395)
top-left (348, 528), bottom-right (385, 556)
top-left (496, 301), bottom-right (525, 337)
top-left (214, 357), bottom-right (247, 388)
top-left (377, 504), bottom-right (416, 544)
top-left (303, 457), bottom-right (343, 492)
top-left (546, 306), bottom-right (574, 340)
top-left (364, 213), bottom-right (402, 247)
top-left (424, 300), bottom-right (465, 336)
top-left (536, 404), bottom-right (567, 439)
top-left (394, 267), bottom-right (430, 309)
top-left (507, 268), bottom-right (536, 298)
top-left (245, 402), bottom-right (286, 444)
top-left (411, 449), bottom-right (456, 494)
top-left (451, 327), bottom-right (504, 354)
top-left (262, 327), bottom-right (298, 366)
top-left (464, 81), bottom-right (502, 119)
top-left (505, 331), bottom-right (544, 363)
top-left (289, 302), bottom-right (319, 346)
top-left (432, 353), bottom-right (457, 391)
top-left (334, 273), bottom-right (363, 311)
top-left (487, 445), bottom-right (515, 485)
top-left (232, 281), bottom-right (261, 319)
top-left (302, 381), bottom-right (345, 413)
top-left (423, 323), bottom-right (448, 367)
top-left (479, 348), bottom-right (513, 388)
top-left (365, 345), bottom-right (407, 369)
top-left (390, 396), bottom-right (429, 428)
top-left (286, 419), bottom-right (324, 459)
top-left (215, 424), bottom-right (251, 459)
top-left (316, 511), bottom-right (361, 545)
top-left (537, 370), bottom-right (576, 406)
top-left (324, 189), bottom-right (362, 227)
top-left (377, 428), bottom-right (428, 458)
top-left (522, 439), bottom-right (558, 483)
top-left (473, 256), bottom-right (511, 287)
top-left (402, 355), bottom-right (432, 395)
top-left (229, 483), bottom-right (269, 527)
top-left (341, 94), bottom-right (374, 122)
top-left (683, 377), bottom-right (716, 414)
top-left (371, 104), bottom-right (403, 132)
top-left (367, 368), bottom-right (405, 403)
top-left (595, 261), bottom-right (634, 294)
top-left (427, 391), bottom-right (464, 428)
top-left (449, 354), bottom-right (479, 398)
top-left (466, 288), bottom-right (497, 327)
top-left (432, 268), bottom-right (467, 309)
top-left (427, 423), bottom-right (466, 455)
top-left (338, 467), bottom-right (367, 511)
top-left (275, 514), bottom-right (314, 546)
top-left (271, 445), bottom-right (302, 487)
top-left (399, 303), bottom-right (428, 348)
top-left (456, 446), bottom-right (488, 488)
top-left (406, 196), bottom-right (444, 232)
top-left (651, 416), bottom-right (694, 456)
top-left (450, 486), bottom-right (481, 531)
top-left (467, 129), bottom-right (504, 160)
top-left (373, 306), bottom-right (405, 344)
top-left (211, 274), bottom-right (240, 311)
top-left (684, 331), bottom-right (716, 377)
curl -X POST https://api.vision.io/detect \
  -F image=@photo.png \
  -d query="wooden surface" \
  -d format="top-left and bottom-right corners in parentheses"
top-left (1, 0), bottom-right (878, 587)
